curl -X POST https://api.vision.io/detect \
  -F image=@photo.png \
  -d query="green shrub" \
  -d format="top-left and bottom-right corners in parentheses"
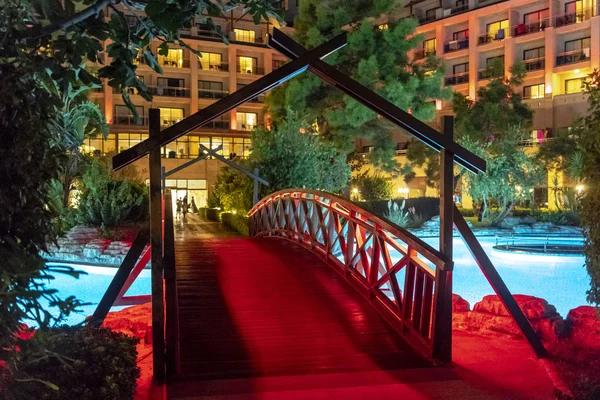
top-left (352, 172), bottom-right (393, 201)
top-left (457, 208), bottom-right (476, 217)
top-left (532, 210), bottom-right (580, 226)
top-left (76, 161), bottom-right (148, 228)
top-left (408, 207), bottom-right (428, 228)
top-left (221, 212), bottom-right (250, 236)
top-left (206, 208), bottom-right (220, 222)
top-left (2, 326), bottom-right (139, 400)
top-left (385, 200), bottom-right (409, 228)
top-left (361, 197), bottom-right (440, 221)
top-left (197, 207), bottom-right (208, 220)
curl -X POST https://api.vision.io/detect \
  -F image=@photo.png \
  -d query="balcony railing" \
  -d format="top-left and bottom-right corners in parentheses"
top-left (113, 115), bottom-right (148, 126)
top-left (202, 120), bottom-right (230, 130)
top-left (413, 49), bottom-right (435, 60)
top-left (237, 66), bottom-right (265, 75)
top-left (248, 95), bottom-right (266, 103)
top-left (512, 18), bottom-right (549, 37)
top-left (198, 90), bottom-right (228, 99)
top-left (554, 8), bottom-right (594, 28)
top-left (159, 59), bottom-right (191, 69)
top-left (556, 49), bottom-right (590, 66)
top-left (150, 86), bottom-right (191, 98)
top-left (445, 72), bottom-right (469, 86)
top-left (449, 4), bottom-right (469, 15)
top-left (444, 39), bottom-right (469, 53)
top-left (199, 62), bottom-right (229, 72)
top-left (477, 28), bottom-right (508, 45)
top-left (230, 32), bottom-right (266, 44)
top-left (523, 57), bottom-right (545, 72)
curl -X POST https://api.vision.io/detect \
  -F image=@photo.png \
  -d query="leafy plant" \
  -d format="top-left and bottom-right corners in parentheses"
top-left (2, 326), bottom-right (139, 400)
top-left (385, 200), bottom-right (409, 228)
top-left (408, 207), bottom-right (427, 228)
top-left (75, 160), bottom-right (147, 228)
top-left (221, 212), bottom-right (250, 236)
top-left (352, 171), bottom-right (393, 201)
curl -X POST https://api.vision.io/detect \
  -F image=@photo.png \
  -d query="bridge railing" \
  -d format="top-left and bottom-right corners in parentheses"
top-left (248, 189), bottom-right (448, 358)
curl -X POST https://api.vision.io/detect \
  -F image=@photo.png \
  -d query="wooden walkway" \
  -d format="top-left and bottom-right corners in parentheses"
top-left (167, 220), bottom-right (555, 399)
top-left (174, 235), bottom-right (429, 380)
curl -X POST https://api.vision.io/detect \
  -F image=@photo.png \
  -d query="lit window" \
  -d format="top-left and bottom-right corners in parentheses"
top-left (198, 52), bottom-right (223, 70)
top-left (424, 38), bottom-right (436, 55)
top-left (158, 49), bottom-right (184, 68)
top-left (564, 78), bottom-right (584, 94)
top-left (238, 56), bottom-right (256, 74)
top-left (486, 19), bottom-right (509, 35)
top-left (160, 108), bottom-right (184, 126)
top-left (377, 24), bottom-right (388, 30)
top-left (234, 29), bottom-right (256, 43)
top-left (236, 112), bottom-right (258, 131)
top-left (523, 84), bottom-right (545, 99)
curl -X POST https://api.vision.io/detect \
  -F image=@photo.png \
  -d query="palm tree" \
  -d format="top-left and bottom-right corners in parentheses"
top-left (51, 84), bottom-right (108, 207)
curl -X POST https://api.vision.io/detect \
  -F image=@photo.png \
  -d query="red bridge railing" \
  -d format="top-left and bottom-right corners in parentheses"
top-left (248, 189), bottom-right (449, 359)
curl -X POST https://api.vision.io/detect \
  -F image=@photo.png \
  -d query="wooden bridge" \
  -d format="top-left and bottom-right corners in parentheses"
top-left (88, 28), bottom-right (556, 399)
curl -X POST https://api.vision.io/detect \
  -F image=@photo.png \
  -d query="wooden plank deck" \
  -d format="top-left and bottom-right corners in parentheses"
top-left (174, 236), bottom-right (430, 381)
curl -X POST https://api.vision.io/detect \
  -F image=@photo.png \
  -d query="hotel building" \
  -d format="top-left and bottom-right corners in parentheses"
top-left (87, 3), bottom-right (292, 206)
top-left (87, 1), bottom-right (598, 209)
top-left (359, 0), bottom-right (599, 207)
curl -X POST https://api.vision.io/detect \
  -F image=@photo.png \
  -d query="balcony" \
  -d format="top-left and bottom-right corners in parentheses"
top-left (159, 59), bottom-right (190, 69)
top-left (150, 86), bottom-right (191, 98)
top-left (449, 4), bottom-right (469, 15)
top-left (556, 49), bottom-right (590, 66)
top-left (198, 90), bottom-right (227, 99)
top-left (198, 62), bottom-right (229, 72)
top-left (202, 120), bottom-right (230, 130)
top-left (248, 95), bottom-right (266, 103)
top-left (554, 8), bottom-right (594, 28)
top-left (512, 19), bottom-right (549, 37)
top-left (445, 72), bottom-right (469, 86)
top-left (444, 39), bottom-right (469, 53)
top-left (523, 57), bottom-right (545, 72)
top-left (477, 29), bottom-right (508, 46)
top-left (230, 32), bottom-right (266, 44)
top-left (113, 115), bottom-right (147, 126)
top-left (413, 49), bottom-right (435, 60)
top-left (237, 66), bottom-right (265, 75)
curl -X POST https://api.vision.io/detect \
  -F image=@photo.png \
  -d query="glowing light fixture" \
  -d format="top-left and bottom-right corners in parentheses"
top-left (352, 188), bottom-right (359, 194)
top-left (515, 185), bottom-right (522, 192)
top-left (576, 184), bottom-right (585, 193)
top-left (574, 69), bottom-right (580, 74)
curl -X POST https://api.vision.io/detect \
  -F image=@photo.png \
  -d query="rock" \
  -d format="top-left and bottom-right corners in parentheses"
top-left (102, 303), bottom-right (152, 343)
top-left (567, 306), bottom-right (600, 348)
top-left (521, 216), bottom-right (537, 224)
top-left (474, 294), bottom-right (558, 320)
top-left (513, 224), bottom-right (533, 234)
top-left (83, 248), bottom-right (102, 258)
top-left (499, 217), bottom-right (522, 229)
top-left (558, 226), bottom-right (583, 235)
top-left (467, 295), bottom-right (565, 342)
top-left (531, 222), bottom-right (560, 234)
top-left (452, 294), bottom-right (470, 312)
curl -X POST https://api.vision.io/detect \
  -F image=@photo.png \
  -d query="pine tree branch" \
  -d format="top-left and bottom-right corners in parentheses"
top-left (20, 0), bottom-right (119, 39)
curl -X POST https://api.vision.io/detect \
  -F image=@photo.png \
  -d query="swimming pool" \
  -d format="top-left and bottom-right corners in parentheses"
top-left (44, 263), bottom-right (151, 326)
top-left (420, 236), bottom-right (589, 317)
top-left (44, 235), bottom-right (589, 326)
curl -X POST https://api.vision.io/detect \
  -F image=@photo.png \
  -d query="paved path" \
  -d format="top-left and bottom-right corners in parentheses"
top-left (167, 219), bottom-right (555, 399)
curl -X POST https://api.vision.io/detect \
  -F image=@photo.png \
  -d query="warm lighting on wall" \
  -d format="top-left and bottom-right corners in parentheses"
top-left (545, 85), bottom-right (552, 94)
top-left (574, 69), bottom-right (580, 74)
top-left (436, 100), bottom-right (442, 110)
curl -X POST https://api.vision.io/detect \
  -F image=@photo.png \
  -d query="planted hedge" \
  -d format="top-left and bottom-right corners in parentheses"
top-left (360, 197), bottom-right (440, 222)
top-left (2, 326), bottom-right (139, 400)
top-left (221, 212), bottom-right (250, 236)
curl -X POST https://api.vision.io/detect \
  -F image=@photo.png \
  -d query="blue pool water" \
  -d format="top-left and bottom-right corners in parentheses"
top-left (44, 263), bottom-right (151, 326)
top-left (45, 235), bottom-right (589, 325)
top-left (420, 236), bottom-right (589, 317)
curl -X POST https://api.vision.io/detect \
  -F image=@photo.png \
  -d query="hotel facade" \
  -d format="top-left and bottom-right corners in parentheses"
top-left (88, 1), bottom-right (599, 209)
top-left (366, 0), bottom-right (599, 208)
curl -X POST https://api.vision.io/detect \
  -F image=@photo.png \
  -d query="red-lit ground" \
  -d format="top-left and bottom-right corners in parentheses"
top-left (131, 218), bottom-right (557, 399)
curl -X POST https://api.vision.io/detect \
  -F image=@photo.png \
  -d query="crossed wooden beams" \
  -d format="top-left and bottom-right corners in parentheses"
top-left (112, 29), bottom-right (486, 175)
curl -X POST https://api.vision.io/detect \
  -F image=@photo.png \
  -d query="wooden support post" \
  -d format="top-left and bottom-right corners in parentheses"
top-left (149, 108), bottom-right (165, 383)
top-left (161, 166), bottom-right (166, 190)
top-left (253, 168), bottom-right (260, 205)
top-left (433, 115), bottom-right (454, 363)
top-left (164, 191), bottom-right (179, 378)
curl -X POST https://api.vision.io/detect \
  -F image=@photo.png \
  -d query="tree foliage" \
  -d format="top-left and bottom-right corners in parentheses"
top-left (403, 61), bottom-right (542, 223)
top-left (211, 112), bottom-right (351, 213)
top-left (75, 159), bottom-right (148, 228)
top-left (2, 0), bottom-right (281, 119)
top-left (351, 171), bottom-right (393, 201)
top-left (266, 0), bottom-right (450, 171)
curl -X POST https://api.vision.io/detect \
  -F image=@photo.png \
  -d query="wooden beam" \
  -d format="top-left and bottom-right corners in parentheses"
top-left (268, 30), bottom-right (486, 175)
top-left (453, 206), bottom-right (549, 358)
top-left (163, 145), bottom-right (222, 178)
top-left (163, 190), bottom-right (179, 379)
top-left (199, 144), bottom-right (269, 185)
top-left (432, 116), bottom-right (454, 363)
top-left (149, 108), bottom-right (165, 383)
top-left (112, 31), bottom-right (347, 171)
top-left (88, 229), bottom-right (149, 327)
